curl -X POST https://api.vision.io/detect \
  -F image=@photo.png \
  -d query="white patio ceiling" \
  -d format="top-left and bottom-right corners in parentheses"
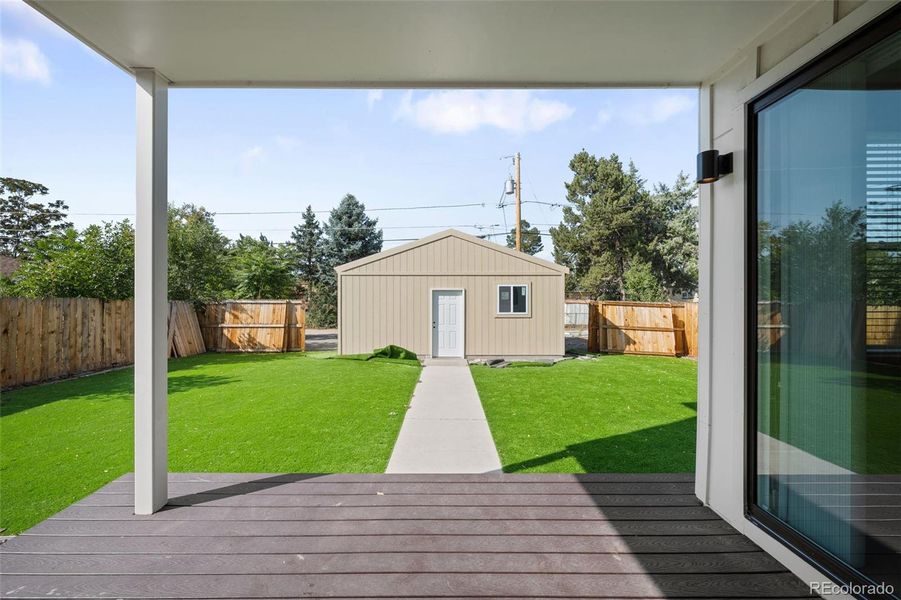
top-left (27, 0), bottom-right (800, 87)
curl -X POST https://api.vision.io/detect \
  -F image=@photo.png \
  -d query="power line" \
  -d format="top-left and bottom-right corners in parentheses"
top-left (0, 223), bottom-right (505, 234)
top-left (221, 224), bottom-right (501, 233)
top-left (497, 200), bottom-right (563, 210)
top-left (40, 201), bottom-right (490, 218)
top-left (478, 230), bottom-right (555, 238)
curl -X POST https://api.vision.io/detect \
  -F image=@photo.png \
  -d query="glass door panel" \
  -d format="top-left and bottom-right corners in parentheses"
top-left (752, 24), bottom-right (900, 595)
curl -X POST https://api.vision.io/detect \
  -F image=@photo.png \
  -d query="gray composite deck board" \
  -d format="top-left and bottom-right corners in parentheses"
top-left (99, 480), bottom-right (699, 496)
top-left (50, 503), bottom-right (724, 521)
top-left (0, 473), bottom-right (817, 599)
top-left (79, 492), bottom-right (706, 507)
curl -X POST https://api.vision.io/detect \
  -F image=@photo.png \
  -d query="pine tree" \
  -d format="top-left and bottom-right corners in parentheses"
top-left (314, 194), bottom-right (383, 326)
top-left (650, 173), bottom-right (698, 298)
top-left (289, 206), bottom-right (324, 299)
top-left (505, 219), bottom-right (544, 255)
top-left (550, 152), bottom-right (658, 300)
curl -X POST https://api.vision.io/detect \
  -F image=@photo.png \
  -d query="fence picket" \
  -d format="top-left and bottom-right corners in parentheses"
top-left (580, 300), bottom-right (697, 357)
top-left (199, 300), bottom-right (306, 353)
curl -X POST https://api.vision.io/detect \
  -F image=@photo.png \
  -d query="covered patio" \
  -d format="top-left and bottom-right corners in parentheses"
top-left (3, 0), bottom-right (899, 597)
top-left (0, 473), bottom-right (814, 598)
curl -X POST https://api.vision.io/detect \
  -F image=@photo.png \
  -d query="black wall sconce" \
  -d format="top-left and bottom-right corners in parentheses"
top-left (696, 150), bottom-right (733, 184)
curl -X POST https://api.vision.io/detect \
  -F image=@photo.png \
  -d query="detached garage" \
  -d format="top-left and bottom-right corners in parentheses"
top-left (336, 229), bottom-right (568, 358)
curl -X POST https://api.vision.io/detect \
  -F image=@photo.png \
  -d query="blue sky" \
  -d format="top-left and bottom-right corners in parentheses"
top-left (1, 0), bottom-right (698, 259)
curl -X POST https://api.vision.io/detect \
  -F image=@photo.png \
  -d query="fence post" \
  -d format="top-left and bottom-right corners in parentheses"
top-left (299, 305), bottom-right (306, 352)
top-left (167, 302), bottom-right (177, 358)
top-left (282, 300), bottom-right (291, 352)
top-left (587, 301), bottom-right (599, 353)
top-left (597, 301), bottom-right (605, 352)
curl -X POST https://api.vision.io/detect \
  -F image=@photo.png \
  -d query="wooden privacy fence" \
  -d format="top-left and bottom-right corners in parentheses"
top-left (867, 305), bottom-right (901, 350)
top-left (168, 301), bottom-right (206, 358)
top-left (757, 302), bottom-right (901, 353)
top-left (0, 298), bottom-right (205, 389)
top-left (197, 300), bottom-right (306, 352)
top-left (586, 300), bottom-right (698, 357)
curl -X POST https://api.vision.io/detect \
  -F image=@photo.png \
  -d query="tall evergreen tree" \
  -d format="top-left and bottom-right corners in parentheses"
top-left (650, 173), bottom-right (698, 297)
top-left (314, 194), bottom-right (382, 326)
top-left (289, 205), bottom-right (324, 299)
top-left (550, 152), bottom-right (657, 300)
top-left (505, 219), bottom-right (544, 255)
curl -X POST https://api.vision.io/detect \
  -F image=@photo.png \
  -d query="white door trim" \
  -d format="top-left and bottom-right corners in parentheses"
top-left (429, 288), bottom-right (465, 358)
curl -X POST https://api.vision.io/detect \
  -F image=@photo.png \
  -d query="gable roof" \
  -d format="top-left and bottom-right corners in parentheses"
top-left (335, 229), bottom-right (568, 274)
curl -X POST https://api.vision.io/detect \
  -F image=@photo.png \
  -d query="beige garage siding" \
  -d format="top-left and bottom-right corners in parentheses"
top-left (337, 230), bottom-right (567, 357)
top-left (346, 235), bottom-right (560, 276)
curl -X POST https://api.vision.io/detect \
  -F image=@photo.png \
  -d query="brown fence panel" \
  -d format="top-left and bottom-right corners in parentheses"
top-left (196, 303), bottom-right (222, 350)
top-left (757, 302), bottom-right (901, 354)
top-left (169, 301), bottom-right (206, 357)
top-left (198, 300), bottom-right (306, 353)
top-left (587, 301), bottom-right (600, 353)
top-left (1, 297), bottom-right (137, 389)
top-left (288, 301), bottom-right (306, 352)
top-left (671, 302), bottom-right (698, 358)
top-left (866, 305), bottom-right (901, 350)
top-left (601, 301), bottom-right (677, 356)
top-left (585, 300), bottom-right (697, 357)
top-left (1, 297), bottom-right (210, 389)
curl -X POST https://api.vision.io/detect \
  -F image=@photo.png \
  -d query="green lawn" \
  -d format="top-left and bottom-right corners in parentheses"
top-left (471, 355), bottom-right (698, 473)
top-left (757, 360), bottom-right (900, 474)
top-left (0, 352), bottom-right (420, 535)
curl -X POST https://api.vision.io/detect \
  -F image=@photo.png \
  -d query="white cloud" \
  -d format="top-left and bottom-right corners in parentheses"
top-left (366, 89), bottom-right (383, 109)
top-left (239, 146), bottom-right (265, 170)
top-left (394, 90), bottom-right (573, 134)
top-left (596, 105), bottom-right (613, 125)
top-left (597, 93), bottom-right (696, 127)
top-left (637, 94), bottom-right (695, 124)
top-left (275, 135), bottom-right (301, 151)
top-left (0, 36), bottom-right (51, 84)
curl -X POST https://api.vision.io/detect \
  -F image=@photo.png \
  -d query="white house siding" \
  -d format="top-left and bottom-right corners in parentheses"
top-left (696, 1), bottom-right (896, 594)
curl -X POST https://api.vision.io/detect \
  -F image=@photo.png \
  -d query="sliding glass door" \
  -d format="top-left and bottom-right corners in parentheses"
top-left (748, 9), bottom-right (900, 597)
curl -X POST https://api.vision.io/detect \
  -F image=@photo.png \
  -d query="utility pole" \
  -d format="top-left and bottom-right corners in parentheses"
top-left (514, 152), bottom-right (522, 252)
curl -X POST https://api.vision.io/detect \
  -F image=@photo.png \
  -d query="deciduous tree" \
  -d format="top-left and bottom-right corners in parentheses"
top-left (231, 235), bottom-right (295, 299)
top-left (5, 222), bottom-right (134, 299)
top-left (168, 204), bottom-right (233, 303)
top-left (0, 178), bottom-right (72, 258)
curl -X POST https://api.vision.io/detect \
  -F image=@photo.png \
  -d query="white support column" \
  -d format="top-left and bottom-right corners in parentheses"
top-left (134, 68), bottom-right (168, 515)
top-left (694, 83), bottom-right (713, 506)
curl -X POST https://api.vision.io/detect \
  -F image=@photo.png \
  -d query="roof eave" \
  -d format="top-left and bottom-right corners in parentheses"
top-left (336, 229), bottom-right (568, 274)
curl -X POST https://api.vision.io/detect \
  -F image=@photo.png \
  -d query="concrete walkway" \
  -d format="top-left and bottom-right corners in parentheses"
top-left (386, 358), bottom-right (502, 473)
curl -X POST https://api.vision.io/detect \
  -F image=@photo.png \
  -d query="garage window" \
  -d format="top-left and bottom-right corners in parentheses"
top-left (497, 284), bottom-right (528, 315)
